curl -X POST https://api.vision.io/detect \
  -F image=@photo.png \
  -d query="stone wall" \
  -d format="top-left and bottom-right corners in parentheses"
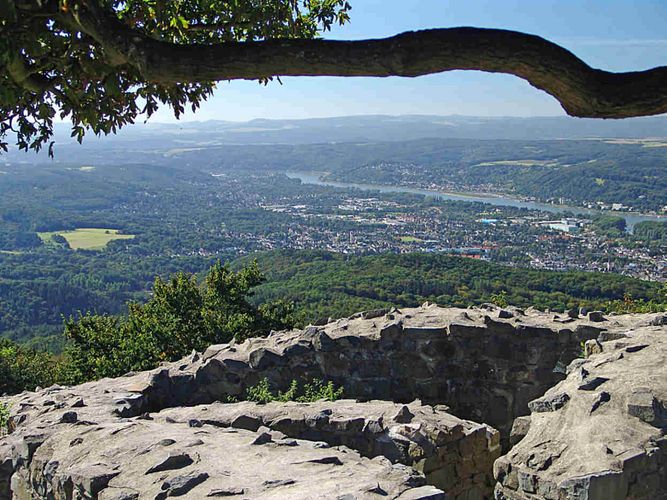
top-left (494, 318), bottom-right (667, 499)
top-left (1, 390), bottom-right (498, 499)
top-left (3, 305), bottom-right (664, 499)
top-left (138, 304), bottom-right (607, 442)
top-left (160, 400), bottom-right (501, 497)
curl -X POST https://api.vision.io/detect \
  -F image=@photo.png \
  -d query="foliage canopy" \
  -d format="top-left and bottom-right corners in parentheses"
top-left (62, 260), bottom-right (299, 383)
top-left (0, 0), bottom-right (351, 154)
top-left (3, 1), bottom-right (667, 156)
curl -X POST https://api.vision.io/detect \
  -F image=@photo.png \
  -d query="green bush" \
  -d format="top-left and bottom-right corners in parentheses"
top-left (245, 378), bottom-right (344, 404)
top-left (490, 290), bottom-right (509, 308)
top-left (604, 287), bottom-right (667, 314)
top-left (0, 338), bottom-right (58, 394)
top-left (60, 261), bottom-right (299, 384)
top-left (0, 402), bottom-right (11, 435)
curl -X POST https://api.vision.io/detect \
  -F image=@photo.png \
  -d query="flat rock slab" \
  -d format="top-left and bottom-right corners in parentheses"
top-left (0, 392), bottom-right (498, 498)
top-left (9, 417), bottom-right (428, 499)
top-left (159, 399), bottom-right (501, 496)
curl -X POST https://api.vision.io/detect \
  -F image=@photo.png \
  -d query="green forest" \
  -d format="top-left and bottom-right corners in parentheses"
top-left (246, 251), bottom-right (665, 322)
top-left (2, 253), bottom-right (665, 395)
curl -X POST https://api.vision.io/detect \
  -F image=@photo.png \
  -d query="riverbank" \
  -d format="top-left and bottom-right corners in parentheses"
top-left (286, 171), bottom-right (667, 232)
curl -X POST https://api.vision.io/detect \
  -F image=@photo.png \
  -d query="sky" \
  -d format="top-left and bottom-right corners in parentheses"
top-left (152, 0), bottom-right (667, 122)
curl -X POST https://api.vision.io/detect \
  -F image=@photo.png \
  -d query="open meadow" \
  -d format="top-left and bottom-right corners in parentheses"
top-left (38, 228), bottom-right (135, 250)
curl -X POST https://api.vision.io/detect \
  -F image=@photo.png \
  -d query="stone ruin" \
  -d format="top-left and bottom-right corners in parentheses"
top-left (1, 304), bottom-right (665, 499)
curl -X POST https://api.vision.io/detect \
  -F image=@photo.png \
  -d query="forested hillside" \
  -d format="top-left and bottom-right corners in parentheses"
top-left (243, 251), bottom-right (665, 322)
top-left (2, 253), bottom-right (664, 395)
top-left (156, 138), bottom-right (667, 212)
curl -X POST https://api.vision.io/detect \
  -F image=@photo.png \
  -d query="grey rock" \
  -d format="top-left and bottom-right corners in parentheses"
top-left (146, 453), bottom-right (194, 474)
top-left (158, 471), bottom-right (209, 498)
top-left (393, 405), bottom-right (415, 423)
top-left (494, 320), bottom-right (666, 500)
top-left (207, 487), bottom-right (245, 496)
top-left (59, 411), bottom-right (78, 424)
top-left (559, 471), bottom-right (628, 500)
top-left (587, 311), bottom-right (606, 323)
top-left (251, 432), bottom-right (273, 445)
top-left (263, 478), bottom-right (296, 488)
top-left (648, 314), bottom-right (667, 326)
top-left (528, 392), bottom-right (570, 412)
top-left (577, 377), bottom-right (609, 391)
top-left (498, 309), bottom-right (514, 319)
top-left (396, 485), bottom-right (446, 499)
top-left (584, 339), bottom-right (603, 357)
top-left (509, 416), bottom-right (531, 446)
top-left (362, 308), bottom-right (391, 320)
top-left (627, 389), bottom-right (667, 428)
top-left (590, 391), bottom-right (611, 413)
top-left (597, 331), bottom-right (628, 342)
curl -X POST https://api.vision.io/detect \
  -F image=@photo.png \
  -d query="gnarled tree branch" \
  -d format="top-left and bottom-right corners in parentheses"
top-left (65, 4), bottom-right (667, 119)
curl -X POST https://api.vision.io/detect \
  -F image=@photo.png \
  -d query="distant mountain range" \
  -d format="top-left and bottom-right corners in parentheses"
top-left (4, 114), bottom-right (667, 163)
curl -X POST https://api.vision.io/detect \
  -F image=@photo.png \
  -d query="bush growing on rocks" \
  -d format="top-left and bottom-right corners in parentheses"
top-left (246, 378), bottom-right (344, 404)
top-left (0, 338), bottom-right (58, 394)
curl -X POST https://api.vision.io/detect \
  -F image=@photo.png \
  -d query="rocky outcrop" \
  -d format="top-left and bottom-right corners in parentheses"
top-left (1, 305), bottom-right (665, 499)
top-left (0, 390), bottom-right (498, 499)
top-left (62, 303), bottom-right (640, 441)
top-left (494, 318), bottom-right (667, 499)
top-left (159, 400), bottom-right (501, 496)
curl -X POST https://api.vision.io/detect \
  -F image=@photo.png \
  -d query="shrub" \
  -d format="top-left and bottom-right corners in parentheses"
top-left (245, 378), bottom-right (344, 404)
top-left (60, 261), bottom-right (299, 384)
top-left (490, 290), bottom-right (509, 308)
top-left (0, 403), bottom-right (10, 435)
top-left (0, 338), bottom-right (57, 394)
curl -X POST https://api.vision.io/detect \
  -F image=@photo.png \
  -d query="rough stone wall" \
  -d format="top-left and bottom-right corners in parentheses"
top-left (493, 318), bottom-right (667, 500)
top-left (138, 304), bottom-right (611, 441)
top-left (160, 400), bottom-right (501, 497)
top-left (0, 391), bottom-right (497, 499)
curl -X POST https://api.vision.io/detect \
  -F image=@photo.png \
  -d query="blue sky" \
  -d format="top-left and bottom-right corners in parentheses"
top-left (154, 0), bottom-right (667, 122)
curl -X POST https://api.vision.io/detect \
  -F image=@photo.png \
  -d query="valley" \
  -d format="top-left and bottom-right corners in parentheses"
top-left (0, 116), bottom-right (665, 351)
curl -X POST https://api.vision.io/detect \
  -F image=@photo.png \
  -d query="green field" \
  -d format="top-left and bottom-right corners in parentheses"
top-left (399, 236), bottom-right (424, 243)
top-left (38, 228), bottom-right (135, 250)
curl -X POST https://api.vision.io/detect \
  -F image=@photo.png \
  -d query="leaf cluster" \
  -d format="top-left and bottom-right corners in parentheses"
top-left (0, 0), bottom-right (352, 155)
top-left (0, 402), bottom-right (10, 435)
top-left (0, 337), bottom-right (58, 394)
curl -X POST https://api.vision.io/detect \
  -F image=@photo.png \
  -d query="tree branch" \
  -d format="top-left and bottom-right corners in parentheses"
top-left (69, 5), bottom-right (667, 119)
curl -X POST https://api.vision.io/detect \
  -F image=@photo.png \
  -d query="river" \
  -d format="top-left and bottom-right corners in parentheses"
top-left (286, 171), bottom-right (667, 232)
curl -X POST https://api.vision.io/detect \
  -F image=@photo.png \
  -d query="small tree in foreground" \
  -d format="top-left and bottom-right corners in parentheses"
top-left (62, 261), bottom-right (300, 384)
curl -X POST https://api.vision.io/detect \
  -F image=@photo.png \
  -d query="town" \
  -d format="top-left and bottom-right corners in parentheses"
top-left (234, 173), bottom-right (665, 281)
